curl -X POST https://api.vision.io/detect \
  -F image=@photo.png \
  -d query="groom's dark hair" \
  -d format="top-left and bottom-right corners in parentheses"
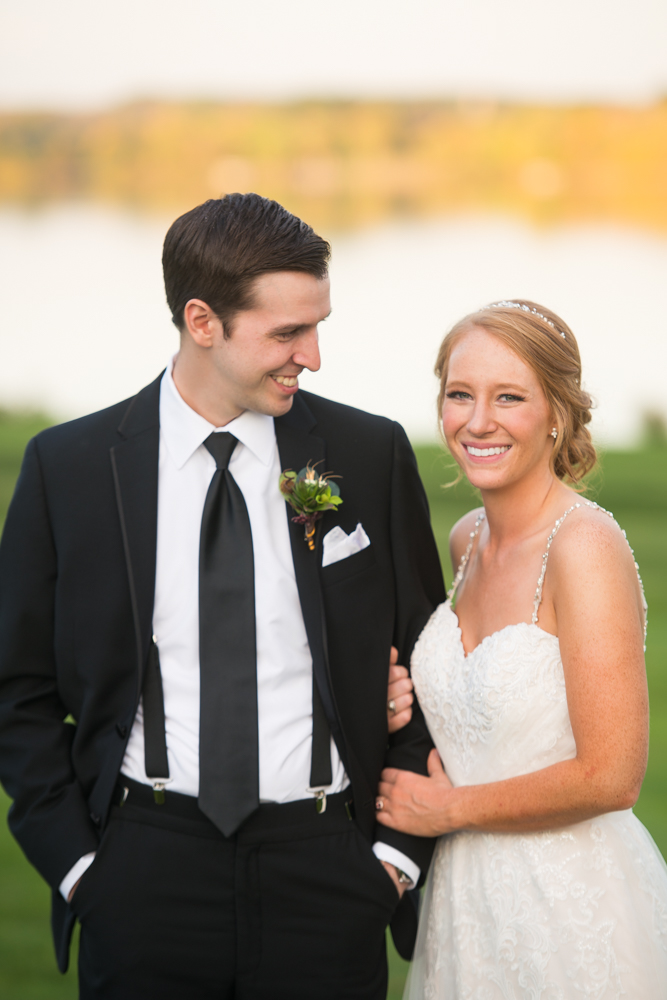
top-left (162, 193), bottom-right (331, 335)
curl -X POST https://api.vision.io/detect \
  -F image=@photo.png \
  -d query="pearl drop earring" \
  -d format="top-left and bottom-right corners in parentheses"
top-left (551, 427), bottom-right (558, 439)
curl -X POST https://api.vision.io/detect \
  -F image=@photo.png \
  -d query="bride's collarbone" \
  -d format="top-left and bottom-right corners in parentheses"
top-left (453, 565), bottom-right (558, 651)
top-left (447, 501), bottom-right (602, 652)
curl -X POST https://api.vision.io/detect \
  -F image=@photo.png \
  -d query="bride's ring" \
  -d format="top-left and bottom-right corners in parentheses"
top-left (388, 699), bottom-right (397, 714)
top-left (375, 798), bottom-right (384, 811)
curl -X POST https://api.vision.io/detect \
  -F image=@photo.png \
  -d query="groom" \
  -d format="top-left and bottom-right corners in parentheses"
top-left (0, 193), bottom-right (444, 999)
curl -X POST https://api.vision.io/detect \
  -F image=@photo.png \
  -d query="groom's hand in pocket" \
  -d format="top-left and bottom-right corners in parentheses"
top-left (67, 878), bottom-right (82, 902)
top-left (380, 861), bottom-right (408, 899)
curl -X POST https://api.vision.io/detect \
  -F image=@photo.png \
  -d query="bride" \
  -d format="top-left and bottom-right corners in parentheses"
top-left (379, 300), bottom-right (667, 997)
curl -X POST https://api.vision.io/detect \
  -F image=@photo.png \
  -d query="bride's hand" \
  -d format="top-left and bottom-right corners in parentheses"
top-left (387, 646), bottom-right (414, 733)
top-left (375, 748), bottom-right (458, 836)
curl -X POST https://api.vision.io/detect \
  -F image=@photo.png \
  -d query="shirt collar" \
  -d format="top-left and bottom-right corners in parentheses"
top-left (159, 357), bottom-right (276, 470)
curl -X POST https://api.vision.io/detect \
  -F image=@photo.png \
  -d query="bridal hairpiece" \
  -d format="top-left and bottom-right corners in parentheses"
top-left (486, 301), bottom-right (567, 339)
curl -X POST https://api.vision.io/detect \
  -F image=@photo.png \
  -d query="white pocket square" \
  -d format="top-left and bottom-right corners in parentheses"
top-left (322, 523), bottom-right (371, 568)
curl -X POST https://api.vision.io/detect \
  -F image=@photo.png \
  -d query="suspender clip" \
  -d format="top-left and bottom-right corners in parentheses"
top-left (151, 779), bottom-right (171, 805)
top-left (307, 787), bottom-right (328, 814)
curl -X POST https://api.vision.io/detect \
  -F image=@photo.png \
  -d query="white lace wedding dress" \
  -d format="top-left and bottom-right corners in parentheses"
top-left (406, 502), bottom-right (667, 999)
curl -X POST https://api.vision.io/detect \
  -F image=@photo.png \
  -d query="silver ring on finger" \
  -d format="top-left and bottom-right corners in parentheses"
top-left (388, 699), bottom-right (397, 715)
top-left (375, 798), bottom-right (384, 811)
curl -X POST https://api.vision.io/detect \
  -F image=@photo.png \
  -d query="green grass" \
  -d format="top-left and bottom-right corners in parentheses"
top-left (0, 415), bottom-right (664, 998)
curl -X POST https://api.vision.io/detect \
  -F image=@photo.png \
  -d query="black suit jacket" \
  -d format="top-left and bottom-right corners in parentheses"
top-left (0, 376), bottom-right (446, 971)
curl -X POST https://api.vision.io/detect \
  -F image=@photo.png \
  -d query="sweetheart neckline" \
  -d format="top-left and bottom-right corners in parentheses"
top-left (444, 599), bottom-right (559, 660)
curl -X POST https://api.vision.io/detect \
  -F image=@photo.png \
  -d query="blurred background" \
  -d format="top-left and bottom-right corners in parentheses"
top-left (0, 2), bottom-right (666, 997)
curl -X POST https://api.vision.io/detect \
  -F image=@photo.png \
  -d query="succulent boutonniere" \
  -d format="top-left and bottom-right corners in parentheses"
top-left (279, 463), bottom-right (343, 550)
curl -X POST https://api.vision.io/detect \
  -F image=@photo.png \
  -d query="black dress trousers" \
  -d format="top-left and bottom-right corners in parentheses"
top-left (71, 783), bottom-right (401, 1000)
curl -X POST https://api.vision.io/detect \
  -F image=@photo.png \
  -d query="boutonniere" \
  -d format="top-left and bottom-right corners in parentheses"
top-left (279, 463), bottom-right (343, 550)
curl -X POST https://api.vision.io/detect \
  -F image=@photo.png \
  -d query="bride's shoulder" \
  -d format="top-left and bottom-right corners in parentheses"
top-left (549, 500), bottom-right (641, 594)
top-left (449, 506), bottom-right (485, 566)
top-left (547, 499), bottom-right (646, 645)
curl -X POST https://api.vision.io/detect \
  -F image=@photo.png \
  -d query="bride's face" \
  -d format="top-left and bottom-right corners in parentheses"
top-left (442, 326), bottom-right (555, 492)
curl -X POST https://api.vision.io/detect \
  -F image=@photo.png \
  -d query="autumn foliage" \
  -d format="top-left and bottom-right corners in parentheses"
top-left (1, 99), bottom-right (666, 232)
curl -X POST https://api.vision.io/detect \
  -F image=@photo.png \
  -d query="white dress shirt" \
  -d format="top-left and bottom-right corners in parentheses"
top-left (59, 361), bottom-right (418, 898)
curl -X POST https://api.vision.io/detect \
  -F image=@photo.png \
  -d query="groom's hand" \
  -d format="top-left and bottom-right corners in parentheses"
top-left (380, 861), bottom-right (408, 898)
top-left (67, 877), bottom-right (82, 902)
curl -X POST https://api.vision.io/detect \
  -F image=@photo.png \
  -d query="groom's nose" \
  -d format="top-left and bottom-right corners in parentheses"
top-left (292, 329), bottom-right (321, 373)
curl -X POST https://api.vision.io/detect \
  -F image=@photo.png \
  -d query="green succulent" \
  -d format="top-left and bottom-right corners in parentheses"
top-left (279, 464), bottom-right (343, 548)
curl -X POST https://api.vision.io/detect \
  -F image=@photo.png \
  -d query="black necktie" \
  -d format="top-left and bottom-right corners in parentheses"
top-left (198, 432), bottom-right (259, 836)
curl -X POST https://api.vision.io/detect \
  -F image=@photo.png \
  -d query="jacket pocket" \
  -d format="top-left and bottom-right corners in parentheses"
top-left (320, 544), bottom-right (377, 587)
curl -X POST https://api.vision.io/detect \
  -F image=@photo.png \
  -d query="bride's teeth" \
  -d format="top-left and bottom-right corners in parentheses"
top-left (467, 445), bottom-right (510, 457)
top-left (274, 376), bottom-right (298, 386)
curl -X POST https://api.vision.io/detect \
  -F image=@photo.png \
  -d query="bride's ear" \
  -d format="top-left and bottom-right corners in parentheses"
top-left (547, 410), bottom-right (560, 442)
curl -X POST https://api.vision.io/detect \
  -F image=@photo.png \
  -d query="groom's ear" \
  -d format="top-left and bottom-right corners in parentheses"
top-left (182, 299), bottom-right (224, 349)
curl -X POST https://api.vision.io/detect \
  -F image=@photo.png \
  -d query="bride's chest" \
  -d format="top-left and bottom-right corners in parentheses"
top-left (411, 604), bottom-right (569, 767)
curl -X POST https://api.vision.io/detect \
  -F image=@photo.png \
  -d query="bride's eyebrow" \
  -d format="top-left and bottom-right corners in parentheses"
top-left (444, 380), bottom-right (532, 394)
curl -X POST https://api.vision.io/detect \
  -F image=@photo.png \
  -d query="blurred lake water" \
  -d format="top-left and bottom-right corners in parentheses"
top-left (1, 204), bottom-right (666, 444)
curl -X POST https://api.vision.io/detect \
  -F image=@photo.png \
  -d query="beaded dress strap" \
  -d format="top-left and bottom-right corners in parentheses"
top-left (532, 500), bottom-right (648, 650)
top-left (447, 511), bottom-right (486, 605)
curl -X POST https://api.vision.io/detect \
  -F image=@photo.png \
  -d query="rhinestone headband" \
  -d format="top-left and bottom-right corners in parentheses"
top-left (486, 301), bottom-right (567, 339)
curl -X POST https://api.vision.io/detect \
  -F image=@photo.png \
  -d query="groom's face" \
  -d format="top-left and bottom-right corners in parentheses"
top-left (207, 271), bottom-right (330, 418)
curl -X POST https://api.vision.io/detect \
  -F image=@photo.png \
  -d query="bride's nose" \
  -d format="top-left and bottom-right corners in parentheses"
top-left (466, 399), bottom-right (497, 436)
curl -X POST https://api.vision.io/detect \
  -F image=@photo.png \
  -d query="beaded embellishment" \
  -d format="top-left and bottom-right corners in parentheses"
top-left (447, 510), bottom-right (486, 603)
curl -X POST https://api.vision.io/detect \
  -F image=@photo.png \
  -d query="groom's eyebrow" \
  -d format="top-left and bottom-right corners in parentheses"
top-left (267, 311), bottom-right (332, 337)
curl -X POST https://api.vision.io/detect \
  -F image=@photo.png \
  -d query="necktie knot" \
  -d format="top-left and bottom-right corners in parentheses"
top-left (204, 432), bottom-right (238, 471)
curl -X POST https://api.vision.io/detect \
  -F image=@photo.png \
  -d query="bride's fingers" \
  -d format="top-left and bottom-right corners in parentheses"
top-left (380, 767), bottom-right (399, 784)
top-left (388, 691), bottom-right (413, 716)
top-left (388, 676), bottom-right (413, 700)
top-left (388, 663), bottom-right (410, 683)
top-left (388, 706), bottom-right (412, 733)
top-left (387, 695), bottom-right (413, 725)
top-left (377, 782), bottom-right (396, 802)
top-left (427, 747), bottom-right (445, 777)
top-left (374, 807), bottom-right (394, 827)
top-left (388, 677), bottom-right (414, 718)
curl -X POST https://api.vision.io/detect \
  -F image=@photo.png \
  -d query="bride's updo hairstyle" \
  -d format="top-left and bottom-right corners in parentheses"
top-left (435, 299), bottom-right (596, 484)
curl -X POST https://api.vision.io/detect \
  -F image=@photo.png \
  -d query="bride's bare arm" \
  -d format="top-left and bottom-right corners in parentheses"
top-left (376, 510), bottom-right (649, 837)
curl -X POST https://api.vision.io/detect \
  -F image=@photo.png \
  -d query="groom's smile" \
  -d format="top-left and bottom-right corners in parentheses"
top-left (271, 374), bottom-right (299, 389)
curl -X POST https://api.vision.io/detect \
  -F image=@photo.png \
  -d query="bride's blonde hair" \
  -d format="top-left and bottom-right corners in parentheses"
top-left (435, 299), bottom-right (597, 484)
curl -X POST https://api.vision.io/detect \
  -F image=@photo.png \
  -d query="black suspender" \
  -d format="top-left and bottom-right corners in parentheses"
top-left (142, 638), bottom-right (170, 803)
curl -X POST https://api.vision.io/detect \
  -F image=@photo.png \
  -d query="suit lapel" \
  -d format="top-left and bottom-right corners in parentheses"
top-left (274, 394), bottom-right (342, 747)
top-left (110, 373), bottom-right (162, 694)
